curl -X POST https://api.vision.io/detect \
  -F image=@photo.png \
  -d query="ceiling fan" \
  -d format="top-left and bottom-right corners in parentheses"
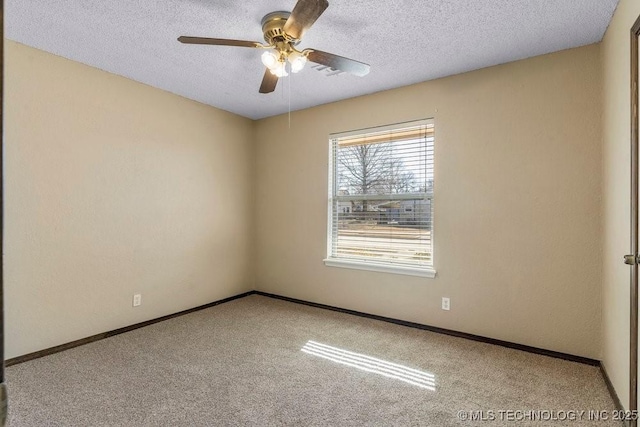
top-left (177, 0), bottom-right (370, 94)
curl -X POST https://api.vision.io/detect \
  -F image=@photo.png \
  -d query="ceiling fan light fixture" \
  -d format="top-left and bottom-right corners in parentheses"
top-left (261, 50), bottom-right (279, 69)
top-left (288, 52), bottom-right (307, 73)
top-left (270, 61), bottom-right (289, 77)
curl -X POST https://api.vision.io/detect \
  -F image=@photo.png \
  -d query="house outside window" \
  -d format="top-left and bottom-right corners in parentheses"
top-left (325, 119), bottom-right (435, 278)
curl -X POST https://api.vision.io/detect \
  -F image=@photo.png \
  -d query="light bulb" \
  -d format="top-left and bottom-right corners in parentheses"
top-left (269, 61), bottom-right (289, 77)
top-left (288, 52), bottom-right (307, 73)
top-left (261, 51), bottom-right (278, 69)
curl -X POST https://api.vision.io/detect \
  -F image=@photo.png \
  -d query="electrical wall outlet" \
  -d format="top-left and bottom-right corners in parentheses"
top-left (441, 297), bottom-right (450, 311)
top-left (133, 294), bottom-right (142, 307)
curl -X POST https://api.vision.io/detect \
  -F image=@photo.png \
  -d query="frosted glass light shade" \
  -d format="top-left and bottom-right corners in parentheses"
top-left (288, 52), bottom-right (307, 73)
top-left (261, 51), bottom-right (278, 69)
top-left (270, 61), bottom-right (289, 77)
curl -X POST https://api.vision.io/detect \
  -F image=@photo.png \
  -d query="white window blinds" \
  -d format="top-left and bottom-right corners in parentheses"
top-left (327, 119), bottom-right (435, 275)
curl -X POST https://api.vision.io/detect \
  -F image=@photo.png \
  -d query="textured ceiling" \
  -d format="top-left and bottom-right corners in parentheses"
top-left (6, 0), bottom-right (619, 120)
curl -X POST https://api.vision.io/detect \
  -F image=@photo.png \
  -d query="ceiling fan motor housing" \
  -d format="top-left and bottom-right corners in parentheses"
top-left (261, 11), bottom-right (298, 45)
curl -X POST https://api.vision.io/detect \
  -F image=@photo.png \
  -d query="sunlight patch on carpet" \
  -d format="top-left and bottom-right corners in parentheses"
top-left (301, 340), bottom-right (436, 390)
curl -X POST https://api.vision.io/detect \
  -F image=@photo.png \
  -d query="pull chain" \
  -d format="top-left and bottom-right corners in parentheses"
top-left (288, 66), bottom-right (291, 129)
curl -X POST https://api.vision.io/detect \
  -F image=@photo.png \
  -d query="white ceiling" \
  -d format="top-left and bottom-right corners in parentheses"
top-left (6, 0), bottom-right (619, 120)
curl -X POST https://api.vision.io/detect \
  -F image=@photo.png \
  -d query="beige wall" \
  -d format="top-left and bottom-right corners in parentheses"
top-left (254, 45), bottom-right (603, 359)
top-left (4, 37), bottom-right (606, 363)
top-left (602, 0), bottom-right (640, 410)
top-left (4, 41), bottom-right (254, 359)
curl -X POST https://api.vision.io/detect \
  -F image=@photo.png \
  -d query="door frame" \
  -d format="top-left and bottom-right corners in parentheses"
top-left (0, 0), bottom-right (6, 424)
top-left (629, 13), bottom-right (640, 427)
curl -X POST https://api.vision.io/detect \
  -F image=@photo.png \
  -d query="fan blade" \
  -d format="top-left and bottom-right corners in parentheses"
top-left (178, 36), bottom-right (261, 48)
top-left (259, 69), bottom-right (278, 94)
top-left (283, 0), bottom-right (329, 40)
top-left (307, 49), bottom-right (370, 77)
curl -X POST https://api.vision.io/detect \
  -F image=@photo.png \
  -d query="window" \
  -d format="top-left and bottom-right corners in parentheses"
top-left (325, 119), bottom-right (435, 278)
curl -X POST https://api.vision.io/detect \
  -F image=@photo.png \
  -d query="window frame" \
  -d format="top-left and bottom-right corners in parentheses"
top-left (324, 119), bottom-right (436, 278)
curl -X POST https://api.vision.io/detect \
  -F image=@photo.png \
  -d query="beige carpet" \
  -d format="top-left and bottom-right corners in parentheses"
top-left (7, 295), bottom-right (620, 426)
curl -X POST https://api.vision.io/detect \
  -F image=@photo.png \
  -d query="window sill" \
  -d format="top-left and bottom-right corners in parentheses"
top-left (323, 258), bottom-right (436, 278)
